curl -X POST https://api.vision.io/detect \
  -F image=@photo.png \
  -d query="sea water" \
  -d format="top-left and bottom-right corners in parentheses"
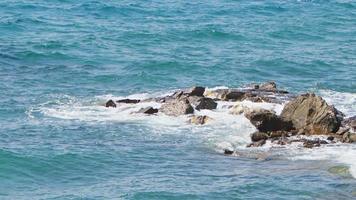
top-left (0, 1), bottom-right (355, 199)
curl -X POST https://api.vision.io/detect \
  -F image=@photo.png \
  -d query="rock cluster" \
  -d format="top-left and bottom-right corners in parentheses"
top-left (104, 82), bottom-right (354, 152)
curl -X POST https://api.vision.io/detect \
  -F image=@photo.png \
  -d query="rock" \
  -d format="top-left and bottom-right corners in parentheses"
top-left (138, 107), bottom-right (158, 114)
top-left (160, 98), bottom-right (194, 116)
top-left (223, 91), bottom-right (246, 101)
top-left (189, 115), bottom-right (212, 125)
top-left (224, 149), bottom-right (234, 155)
top-left (327, 136), bottom-right (334, 141)
top-left (342, 116), bottom-right (356, 133)
top-left (187, 86), bottom-right (205, 97)
top-left (195, 98), bottom-right (217, 110)
top-left (187, 96), bottom-right (202, 105)
top-left (204, 89), bottom-right (229, 99)
top-left (336, 127), bottom-right (350, 135)
top-left (245, 109), bottom-right (294, 132)
top-left (259, 81), bottom-right (277, 91)
top-left (117, 99), bottom-right (140, 104)
top-left (247, 139), bottom-right (266, 147)
top-left (105, 99), bottom-right (116, 108)
top-left (250, 132), bottom-right (268, 142)
top-left (281, 93), bottom-right (343, 135)
top-left (342, 132), bottom-right (356, 143)
top-left (269, 130), bottom-right (288, 138)
top-left (303, 138), bottom-right (328, 148)
top-left (172, 91), bottom-right (184, 99)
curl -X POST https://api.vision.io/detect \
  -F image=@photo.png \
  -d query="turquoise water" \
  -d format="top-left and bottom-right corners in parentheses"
top-left (1, 0), bottom-right (356, 199)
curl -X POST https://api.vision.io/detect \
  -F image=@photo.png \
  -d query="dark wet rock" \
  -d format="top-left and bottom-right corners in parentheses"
top-left (303, 138), bottom-right (328, 148)
top-left (250, 132), bottom-right (269, 142)
top-left (224, 149), bottom-right (234, 155)
top-left (189, 115), bottom-right (212, 125)
top-left (187, 86), bottom-right (205, 97)
top-left (281, 93), bottom-right (343, 135)
top-left (117, 99), bottom-right (141, 104)
top-left (138, 107), bottom-right (158, 114)
top-left (247, 139), bottom-right (266, 147)
top-left (224, 91), bottom-right (246, 101)
top-left (105, 99), bottom-right (116, 108)
top-left (160, 98), bottom-right (194, 116)
top-left (195, 98), bottom-right (217, 110)
top-left (245, 109), bottom-right (294, 132)
top-left (327, 136), bottom-right (335, 141)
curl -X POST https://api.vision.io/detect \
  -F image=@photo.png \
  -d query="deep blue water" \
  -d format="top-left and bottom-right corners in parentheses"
top-left (0, 0), bottom-right (356, 199)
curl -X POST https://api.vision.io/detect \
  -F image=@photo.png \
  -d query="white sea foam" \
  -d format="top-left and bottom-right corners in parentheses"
top-left (32, 88), bottom-right (356, 178)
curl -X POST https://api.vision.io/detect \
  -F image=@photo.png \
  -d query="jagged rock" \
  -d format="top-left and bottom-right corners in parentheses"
top-left (105, 100), bottom-right (116, 108)
top-left (138, 107), bottom-right (158, 114)
top-left (281, 93), bottom-right (343, 135)
top-left (117, 99), bottom-right (140, 104)
top-left (247, 139), bottom-right (266, 147)
top-left (160, 98), bottom-right (194, 116)
top-left (250, 132), bottom-right (268, 142)
top-left (172, 91), bottom-right (184, 99)
top-left (195, 98), bottom-right (217, 110)
top-left (187, 86), bottom-right (205, 97)
top-left (245, 109), bottom-right (294, 132)
top-left (189, 115), bottom-right (212, 125)
top-left (187, 96), bottom-right (202, 105)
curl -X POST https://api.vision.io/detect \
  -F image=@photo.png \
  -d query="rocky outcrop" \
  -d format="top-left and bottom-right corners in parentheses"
top-left (280, 93), bottom-right (343, 135)
top-left (117, 99), bottom-right (141, 104)
top-left (189, 115), bottom-right (212, 125)
top-left (105, 100), bottom-right (116, 108)
top-left (245, 109), bottom-right (294, 132)
top-left (138, 107), bottom-right (158, 114)
top-left (160, 98), bottom-right (194, 116)
top-left (195, 98), bottom-right (217, 110)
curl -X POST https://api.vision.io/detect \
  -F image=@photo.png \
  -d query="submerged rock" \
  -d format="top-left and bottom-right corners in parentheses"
top-left (138, 107), bottom-right (158, 114)
top-left (328, 166), bottom-right (352, 178)
top-left (195, 98), bottom-right (217, 110)
top-left (189, 115), bottom-right (212, 125)
top-left (117, 99), bottom-right (141, 104)
top-left (105, 99), bottom-right (116, 108)
top-left (160, 98), bottom-right (194, 116)
top-left (281, 93), bottom-right (343, 135)
top-left (245, 109), bottom-right (294, 132)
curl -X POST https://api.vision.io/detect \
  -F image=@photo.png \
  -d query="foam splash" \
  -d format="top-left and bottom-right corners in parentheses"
top-left (29, 87), bottom-right (356, 178)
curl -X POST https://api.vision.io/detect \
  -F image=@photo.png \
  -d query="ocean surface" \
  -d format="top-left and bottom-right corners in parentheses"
top-left (0, 0), bottom-right (356, 199)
